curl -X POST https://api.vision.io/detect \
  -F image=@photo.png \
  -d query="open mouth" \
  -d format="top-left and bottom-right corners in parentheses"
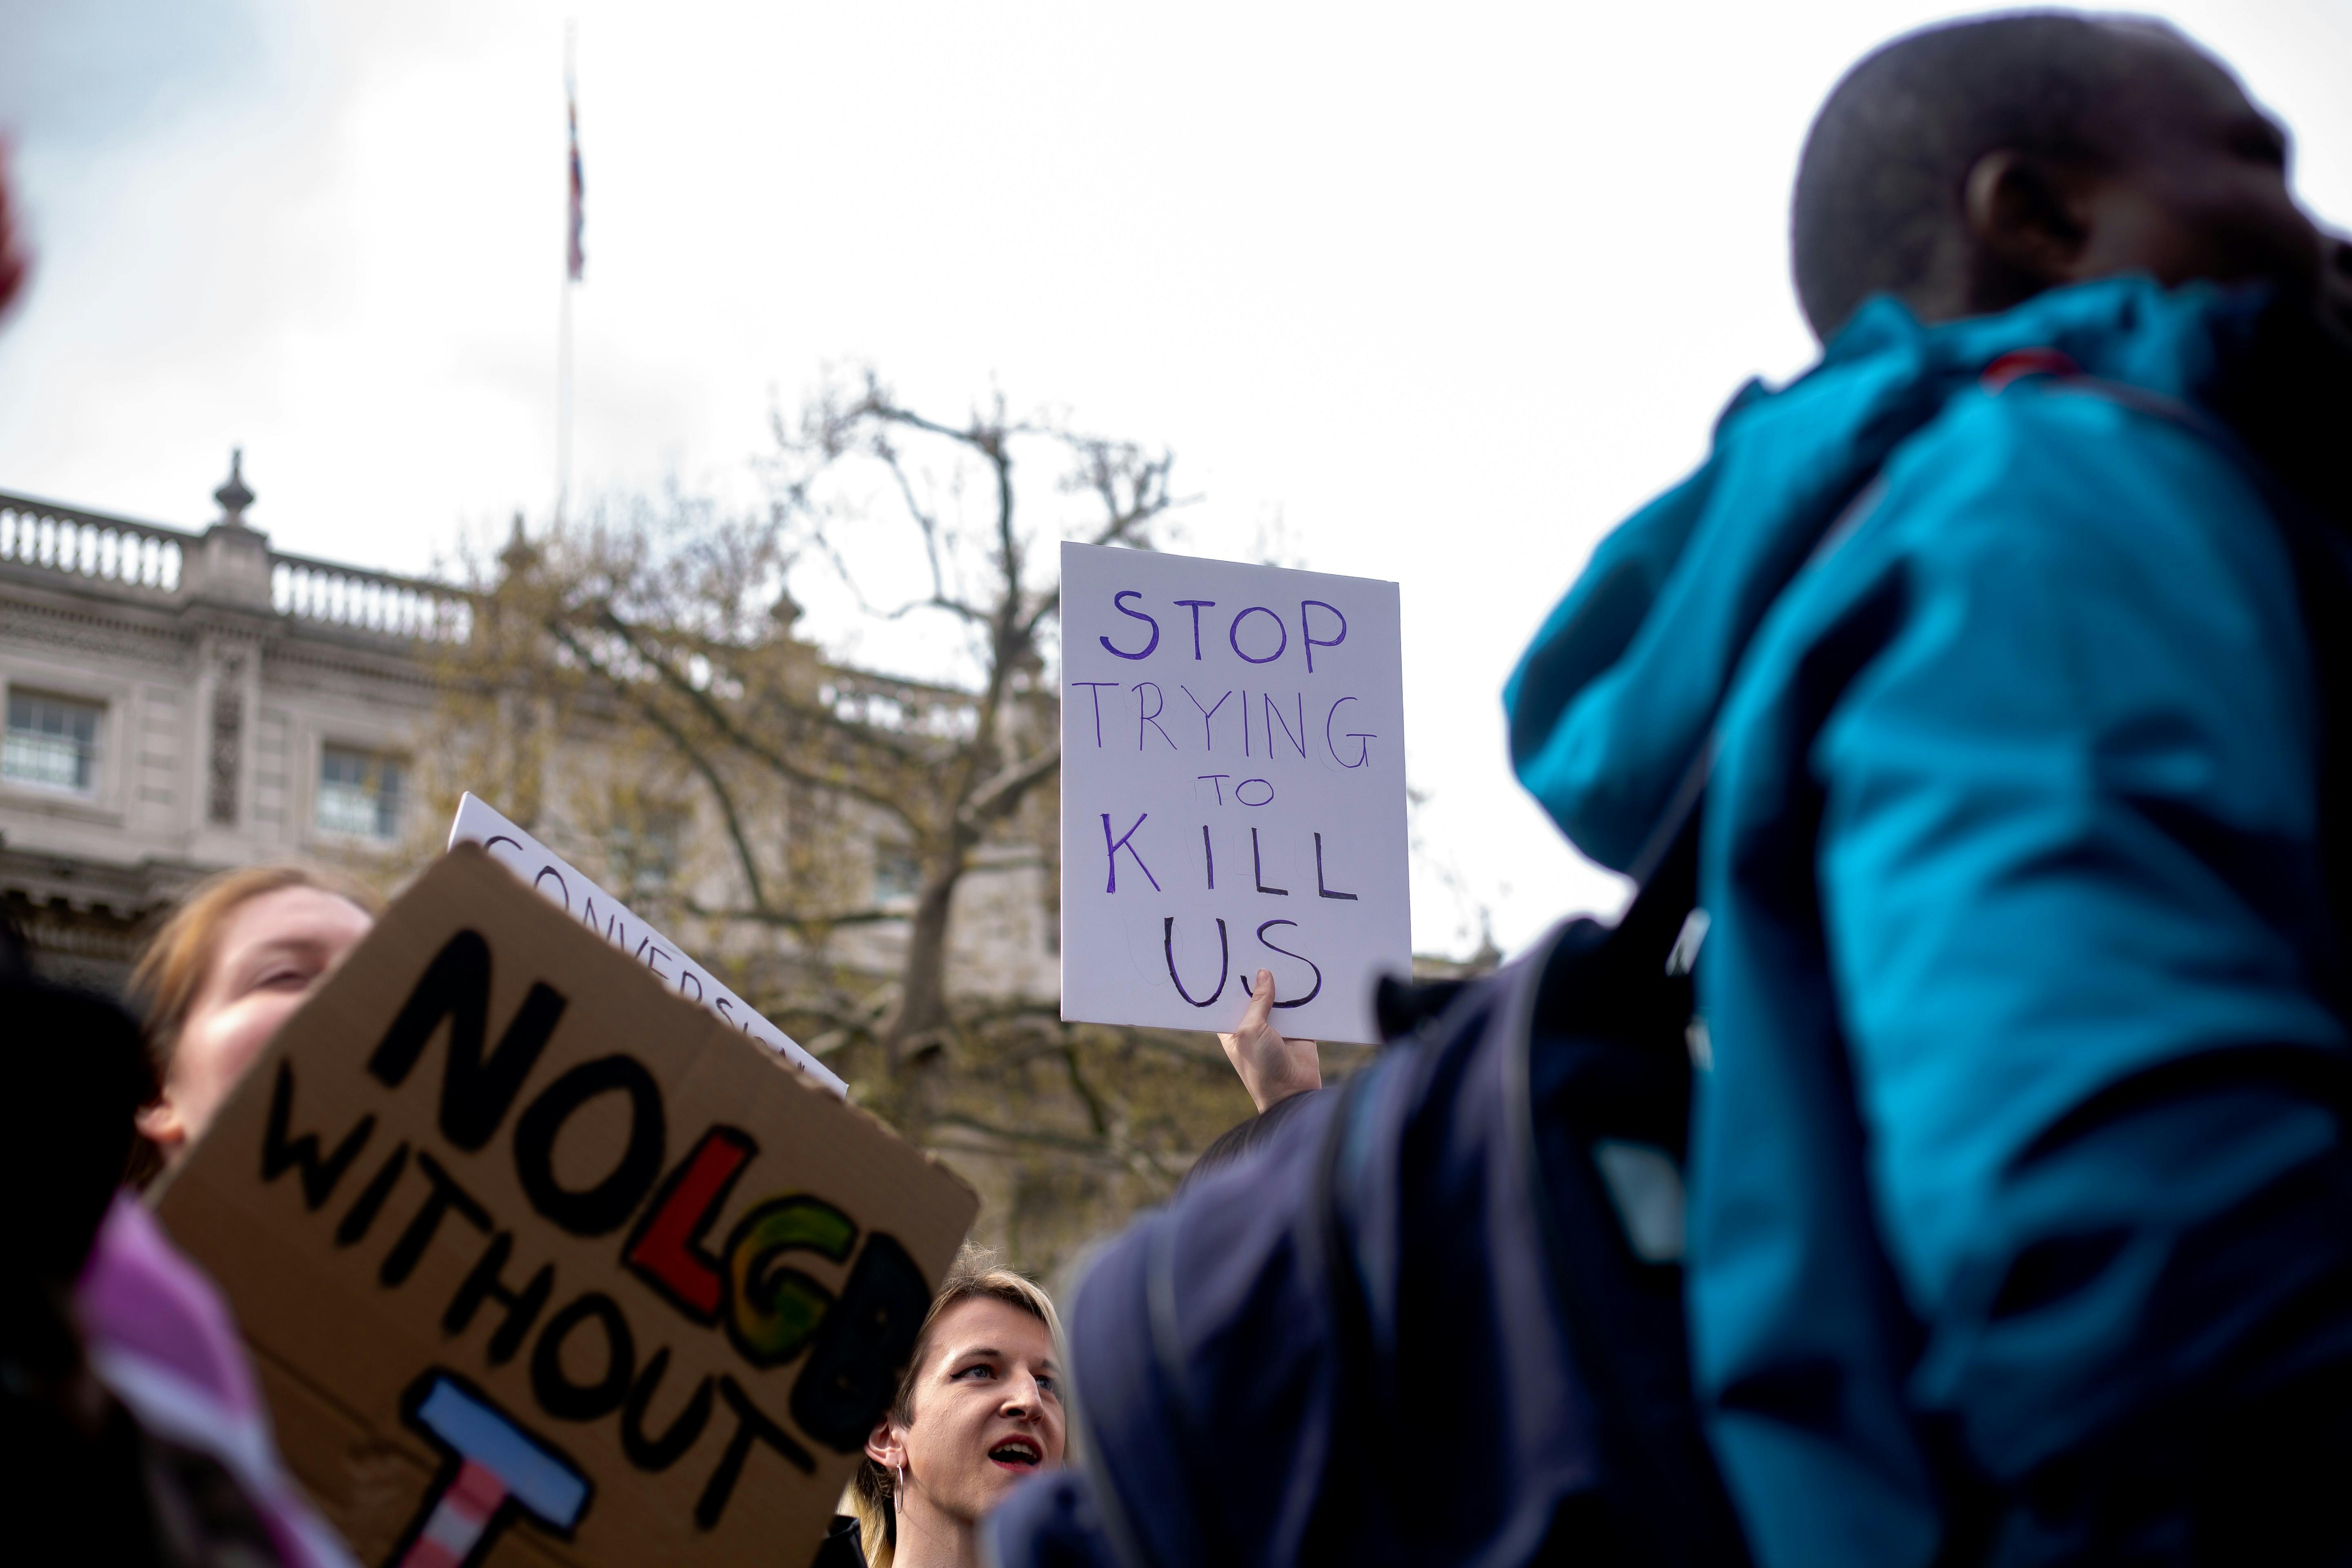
top-left (988, 1438), bottom-right (1042, 1468)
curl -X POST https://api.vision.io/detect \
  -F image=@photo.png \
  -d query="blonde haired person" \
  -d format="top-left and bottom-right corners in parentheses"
top-left (837, 1250), bottom-right (1065, 1568)
top-left (126, 864), bottom-right (380, 1182)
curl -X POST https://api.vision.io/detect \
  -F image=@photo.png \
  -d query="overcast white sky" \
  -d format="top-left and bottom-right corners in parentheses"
top-left (3, 0), bottom-right (2347, 957)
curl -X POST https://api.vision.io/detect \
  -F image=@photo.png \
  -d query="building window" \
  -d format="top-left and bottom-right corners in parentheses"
top-left (4, 692), bottom-right (102, 794)
top-left (606, 806), bottom-right (685, 902)
top-left (317, 745), bottom-right (405, 841)
top-left (875, 845), bottom-right (922, 904)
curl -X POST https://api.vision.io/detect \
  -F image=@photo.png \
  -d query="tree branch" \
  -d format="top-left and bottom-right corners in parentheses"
top-left (766, 1000), bottom-right (890, 1057)
top-left (959, 744), bottom-right (1060, 830)
top-left (927, 1112), bottom-right (1117, 1159)
top-left (737, 674), bottom-right (933, 768)
top-left (1060, 1041), bottom-right (1112, 1140)
top-left (1018, 446), bottom-right (1189, 643)
top-left (545, 621), bottom-right (774, 914)
top-left (685, 900), bottom-right (904, 931)
top-left (583, 609), bottom-right (921, 825)
top-left (871, 436), bottom-right (991, 626)
top-left (806, 514), bottom-right (986, 626)
top-left (868, 397), bottom-right (1035, 450)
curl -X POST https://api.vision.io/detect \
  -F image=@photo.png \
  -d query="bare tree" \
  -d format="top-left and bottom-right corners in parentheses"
top-left (430, 375), bottom-right (1250, 1163)
top-left (762, 373), bottom-right (1180, 1062)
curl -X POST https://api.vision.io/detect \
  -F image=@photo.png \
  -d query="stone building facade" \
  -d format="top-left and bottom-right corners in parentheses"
top-left (0, 459), bottom-right (1058, 1001)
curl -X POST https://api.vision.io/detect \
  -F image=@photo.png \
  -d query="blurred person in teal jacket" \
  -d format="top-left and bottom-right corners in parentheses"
top-left (1508, 13), bottom-right (2352, 1566)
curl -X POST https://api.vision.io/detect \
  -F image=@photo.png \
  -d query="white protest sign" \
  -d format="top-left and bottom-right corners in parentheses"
top-left (448, 793), bottom-right (848, 1094)
top-left (1058, 542), bottom-right (1410, 1044)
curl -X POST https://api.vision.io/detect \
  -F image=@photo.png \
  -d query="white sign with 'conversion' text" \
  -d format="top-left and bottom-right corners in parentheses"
top-left (448, 792), bottom-right (847, 1094)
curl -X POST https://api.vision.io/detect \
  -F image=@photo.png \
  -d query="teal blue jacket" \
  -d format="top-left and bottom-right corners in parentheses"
top-left (1506, 278), bottom-right (2347, 1564)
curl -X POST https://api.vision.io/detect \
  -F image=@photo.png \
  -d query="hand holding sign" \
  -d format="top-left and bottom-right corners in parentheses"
top-left (1218, 970), bottom-right (1320, 1113)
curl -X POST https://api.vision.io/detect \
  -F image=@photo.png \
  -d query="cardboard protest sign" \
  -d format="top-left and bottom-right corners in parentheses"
top-left (448, 793), bottom-right (846, 1096)
top-left (153, 844), bottom-right (977, 1567)
top-left (1058, 541), bottom-right (1410, 1044)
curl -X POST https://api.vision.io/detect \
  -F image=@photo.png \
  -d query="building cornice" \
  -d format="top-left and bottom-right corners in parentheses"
top-left (0, 583), bottom-right (194, 668)
top-left (0, 841), bottom-right (209, 918)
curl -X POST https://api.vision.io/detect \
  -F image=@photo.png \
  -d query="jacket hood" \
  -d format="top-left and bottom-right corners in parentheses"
top-left (1503, 274), bottom-right (2269, 874)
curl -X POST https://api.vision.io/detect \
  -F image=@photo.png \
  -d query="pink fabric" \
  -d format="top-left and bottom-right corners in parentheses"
top-left (78, 1195), bottom-right (260, 1417)
top-left (78, 1194), bottom-right (359, 1568)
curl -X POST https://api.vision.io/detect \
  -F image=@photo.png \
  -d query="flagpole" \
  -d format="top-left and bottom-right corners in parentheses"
top-left (556, 21), bottom-right (578, 529)
top-left (557, 261), bottom-right (573, 528)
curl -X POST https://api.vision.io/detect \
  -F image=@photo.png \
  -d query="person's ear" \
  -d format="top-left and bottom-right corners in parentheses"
top-left (864, 1414), bottom-right (905, 1472)
top-left (1963, 149), bottom-right (2095, 302)
top-left (133, 1096), bottom-right (186, 1159)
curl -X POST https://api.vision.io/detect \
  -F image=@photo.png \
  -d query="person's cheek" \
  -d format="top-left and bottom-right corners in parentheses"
top-left (232, 993), bottom-right (308, 1075)
top-left (180, 994), bottom-right (304, 1128)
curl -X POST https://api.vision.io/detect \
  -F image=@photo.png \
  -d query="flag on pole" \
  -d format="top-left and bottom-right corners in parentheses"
top-left (565, 75), bottom-right (585, 281)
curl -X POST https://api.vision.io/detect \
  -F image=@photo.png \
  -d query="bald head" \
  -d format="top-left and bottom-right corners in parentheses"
top-left (1792, 12), bottom-right (2320, 341)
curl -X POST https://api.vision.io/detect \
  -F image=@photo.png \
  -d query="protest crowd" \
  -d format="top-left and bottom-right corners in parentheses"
top-left (10, 8), bottom-right (2352, 1565)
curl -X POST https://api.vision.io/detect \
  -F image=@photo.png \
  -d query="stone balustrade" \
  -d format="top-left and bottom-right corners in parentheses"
top-left (271, 552), bottom-right (474, 642)
top-left (0, 488), bottom-right (473, 642)
top-left (0, 491), bottom-right (185, 595)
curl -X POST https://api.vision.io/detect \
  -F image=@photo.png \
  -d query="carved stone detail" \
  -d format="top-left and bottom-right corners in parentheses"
top-left (208, 653), bottom-right (245, 826)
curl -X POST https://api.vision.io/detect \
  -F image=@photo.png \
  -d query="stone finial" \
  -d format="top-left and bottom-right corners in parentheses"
top-left (186, 447), bottom-right (273, 606)
top-left (213, 448), bottom-right (256, 528)
top-left (770, 586), bottom-right (804, 635)
top-left (499, 511), bottom-right (541, 581)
